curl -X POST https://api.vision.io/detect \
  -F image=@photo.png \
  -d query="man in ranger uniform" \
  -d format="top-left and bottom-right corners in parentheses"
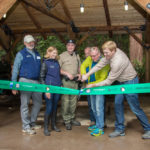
top-left (59, 40), bottom-right (81, 130)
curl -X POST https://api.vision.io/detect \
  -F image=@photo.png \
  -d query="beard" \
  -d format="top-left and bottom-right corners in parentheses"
top-left (27, 45), bottom-right (35, 50)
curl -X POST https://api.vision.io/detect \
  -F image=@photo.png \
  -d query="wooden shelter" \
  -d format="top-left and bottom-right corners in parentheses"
top-left (0, 0), bottom-right (150, 80)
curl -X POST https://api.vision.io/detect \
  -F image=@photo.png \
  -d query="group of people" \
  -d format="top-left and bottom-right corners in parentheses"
top-left (11, 34), bottom-right (150, 139)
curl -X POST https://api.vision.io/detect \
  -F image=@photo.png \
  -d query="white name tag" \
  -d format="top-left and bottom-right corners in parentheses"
top-left (26, 55), bottom-right (31, 58)
top-left (37, 56), bottom-right (41, 59)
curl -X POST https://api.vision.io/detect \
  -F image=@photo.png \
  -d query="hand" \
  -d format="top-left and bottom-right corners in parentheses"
top-left (67, 73), bottom-right (74, 80)
top-left (81, 74), bottom-right (88, 82)
top-left (12, 90), bottom-right (18, 95)
top-left (86, 84), bottom-right (96, 88)
top-left (45, 93), bottom-right (51, 99)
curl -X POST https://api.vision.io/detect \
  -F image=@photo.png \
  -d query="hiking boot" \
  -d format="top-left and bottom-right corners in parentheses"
top-left (109, 130), bottom-right (125, 138)
top-left (44, 115), bottom-right (50, 136)
top-left (22, 128), bottom-right (36, 135)
top-left (71, 120), bottom-right (81, 126)
top-left (142, 131), bottom-right (150, 139)
top-left (65, 123), bottom-right (72, 130)
top-left (51, 110), bottom-right (61, 132)
top-left (91, 128), bottom-right (104, 137)
top-left (88, 125), bottom-right (97, 131)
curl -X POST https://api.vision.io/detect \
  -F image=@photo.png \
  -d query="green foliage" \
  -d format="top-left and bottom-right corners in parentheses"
top-left (0, 50), bottom-right (6, 60)
top-left (36, 36), bottom-right (66, 58)
top-left (133, 59), bottom-right (146, 82)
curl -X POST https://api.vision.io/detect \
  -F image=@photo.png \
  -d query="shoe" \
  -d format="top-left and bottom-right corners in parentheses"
top-left (71, 120), bottom-right (81, 126)
top-left (44, 128), bottom-right (50, 136)
top-left (31, 125), bottom-right (42, 130)
top-left (51, 110), bottom-right (61, 132)
top-left (109, 130), bottom-right (125, 138)
top-left (88, 125), bottom-right (97, 131)
top-left (44, 115), bottom-right (50, 136)
top-left (65, 123), bottom-right (72, 130)
top-left (22, 128), bottom-right (36, 135)
top-left (91, 128), bottom-right (104, 137)
top-left (142, 131), bottom-right (150, 139)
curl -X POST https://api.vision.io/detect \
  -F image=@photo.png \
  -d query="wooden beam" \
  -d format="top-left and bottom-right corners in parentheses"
top-left (103, 0), bottom-right (113, 38)
top-left (128, 0), bottom-right (147, 18)
top-left (0, 0), bottom-right (20, 24)
top-left (21, 2), bottom-right (47, 39)
top-left (21, 0), bottom-right (68, 24)
top-left (0, 26), bottom-right (11, 52)
top-left (67, 24), bottom-right (76, 40)
top-left (0, 37), bottom-right (9, 52)
top-left (60, 0), bottom-right (73, 21)
top-left (0, 0), bottom-right (17, 20)
top-left (6, 36), bottom-right (22, 62)
top-left (44, 0), bottom-right (61, 9)
top-left (145, 15), bottom-right (150, 82)
top-left (134, 0), bottom-right (150, 14)
top-left (12, 25), bottom-right (142, 34)
top-left (124, 26), bottom-right (149, 49)
top-left (145, 15), bottom-right (150, 45)
top-left (76, 32), bottom-right (91, 47)
top-left (76, 28), bottom-right (96, 47)
top-left (60, 0), bottom-right (76, 37)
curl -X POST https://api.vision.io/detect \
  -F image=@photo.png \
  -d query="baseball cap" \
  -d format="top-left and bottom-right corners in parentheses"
top-left (67, 39), bottom-right (75, 44)
top-left (24, 35), bottom-right (35, 43)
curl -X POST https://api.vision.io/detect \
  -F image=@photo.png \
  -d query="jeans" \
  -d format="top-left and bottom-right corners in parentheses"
top-left (115, 76), bottom-right (150, 131)
top-left (45, 93), bottom-right (60, 116)
top-left (90, 95), bottom-right (105, 130)
top-left (19, 78), bottom-right (42, 130)
top-left (87, 95), bottom-right (95, 122)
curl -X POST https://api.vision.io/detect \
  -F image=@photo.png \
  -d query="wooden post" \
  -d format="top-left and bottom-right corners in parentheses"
top-left (145, 15), bottom-right (150, 82)
top-left (129, 33), bottom-right (143, 64)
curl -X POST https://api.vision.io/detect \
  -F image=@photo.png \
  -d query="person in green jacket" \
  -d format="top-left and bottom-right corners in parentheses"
top-left (80, 46), bottom-right (110, 136)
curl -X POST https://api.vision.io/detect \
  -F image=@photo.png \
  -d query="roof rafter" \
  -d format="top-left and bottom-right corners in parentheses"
top-left (60, 0), bottom-right (76, 38)
top-left (44, 0), bottom-right (61, 9)
top-left (134, 0), bottom-right (150, 14)
top-left (103, 0), bottom-right (113, 38)
top-left (60, 0), bottom-right (73, 21)
top-left (0, 0), bottom-right (17, 20)
top-left (21, 2), bottom-right (47, 39)
top-left (12, 25), bottom-right (142, 34)
top-left (128, 0), bottom-right (147, 18)
top-left (21, 0), bottom-right (69, 24)
top-left (76, 28), bottom-right (96, 47)
top-left (124, 26), bottom-right (150, 49)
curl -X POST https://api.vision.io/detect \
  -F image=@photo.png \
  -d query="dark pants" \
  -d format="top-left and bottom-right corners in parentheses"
top-left (45, 93), bottom-right (60, 116)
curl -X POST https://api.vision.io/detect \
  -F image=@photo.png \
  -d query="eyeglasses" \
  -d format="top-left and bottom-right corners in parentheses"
top-left (91, 55), bottom-right (97, 58)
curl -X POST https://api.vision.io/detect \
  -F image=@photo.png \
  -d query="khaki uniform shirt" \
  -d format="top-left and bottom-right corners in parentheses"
top-left (59, 51), bottom-right (81, 76)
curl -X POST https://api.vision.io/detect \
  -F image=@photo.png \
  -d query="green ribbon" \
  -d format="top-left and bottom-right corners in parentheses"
top-left (0, 80), bottom-right (150, 95)
top-left (0, 89), bottom-right (2, 94)
top-left (0, 80), bottom-right (79, 95)
top-left (80, 83), bottom-right (150, 95)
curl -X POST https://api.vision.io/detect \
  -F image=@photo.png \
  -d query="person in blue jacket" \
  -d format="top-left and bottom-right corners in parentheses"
top-left (40, 46), bottom-right (62, 136)
top-left (11, 35), bottom-right (42, 135)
